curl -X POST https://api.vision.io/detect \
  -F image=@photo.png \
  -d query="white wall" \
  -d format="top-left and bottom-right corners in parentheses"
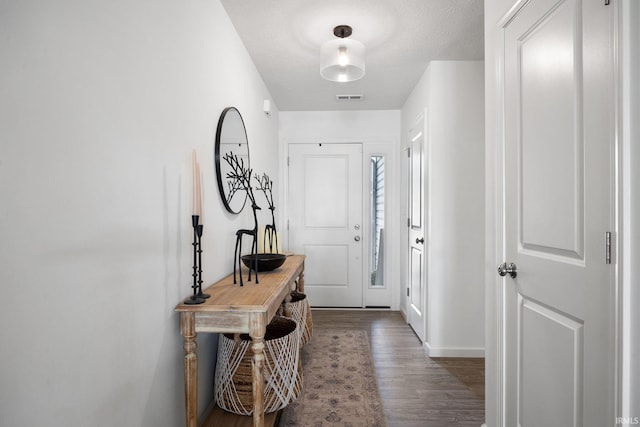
top-left (279, 110), bottom-right (401, 309)
top-left (0, 1), bottom-right (278, 426)
top-left (401, 61), bottom-right (485, 357)
top-left (279, 110), bottom-right (400, 142)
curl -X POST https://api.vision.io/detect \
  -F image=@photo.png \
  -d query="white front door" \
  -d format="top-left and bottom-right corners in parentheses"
top-left (288, 143), bottom-right (363, 307)
top-left (407, 116), bottom-right (426, 341)
top-left (502, 0), bottom-right (615, 425)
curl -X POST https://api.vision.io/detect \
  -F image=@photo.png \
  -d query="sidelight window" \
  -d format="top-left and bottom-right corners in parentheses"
top-left (370, 155), bottom-right (385, 287)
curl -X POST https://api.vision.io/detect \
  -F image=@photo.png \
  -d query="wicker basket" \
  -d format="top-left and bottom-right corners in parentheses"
top-left (214, 316), bottom-right (302, 415)
top-left (287, 291), bottom-right (313, 347)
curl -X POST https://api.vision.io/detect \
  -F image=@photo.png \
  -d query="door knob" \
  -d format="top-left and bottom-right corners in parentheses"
top-left (498, 262), bottom-right (518, 278)
top-left (354, 235), bottom-right (361, 242)
top-left (416, 237), bottom-right (424, 244)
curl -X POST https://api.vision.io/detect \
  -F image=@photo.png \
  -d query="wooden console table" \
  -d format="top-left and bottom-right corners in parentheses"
top-left (175, 254), bottom-right (305, 427)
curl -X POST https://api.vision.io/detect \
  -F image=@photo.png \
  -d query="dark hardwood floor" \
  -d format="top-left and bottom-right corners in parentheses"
top-left (311, 310), bottom-right (485, 427)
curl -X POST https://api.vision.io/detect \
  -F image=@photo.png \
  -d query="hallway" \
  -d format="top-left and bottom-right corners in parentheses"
top-left (311, 310), bottom-right (485, 427)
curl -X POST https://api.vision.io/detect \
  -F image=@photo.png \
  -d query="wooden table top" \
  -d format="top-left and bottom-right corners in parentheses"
top-left (175, 254), bottom-right (305, 314)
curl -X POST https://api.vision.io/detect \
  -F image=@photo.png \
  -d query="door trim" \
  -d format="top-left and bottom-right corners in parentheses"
top-left (488, 1), bottom-right (622, 426)
top-left (617, 0), bottom-right (639, 420)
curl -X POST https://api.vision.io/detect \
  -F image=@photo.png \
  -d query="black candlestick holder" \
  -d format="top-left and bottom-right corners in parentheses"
top-left (184, 215), bottom-right (206, 305)
top-left (196, 224), bottom-right (209, 299)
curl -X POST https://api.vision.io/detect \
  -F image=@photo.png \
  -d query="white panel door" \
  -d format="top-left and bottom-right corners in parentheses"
top-left (288, 143), bottom-right (363, 307)
top-left (502, 0), bottom-right (614, 425)
top-left (408, 117), bottom-right (426, 342)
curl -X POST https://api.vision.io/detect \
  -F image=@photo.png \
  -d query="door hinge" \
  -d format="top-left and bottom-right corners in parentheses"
top-left (287, 156), bottom-right (290, 167)
top-left (407, 288), bottom-right (410, 297)
top-left (605, 0), bottom-right (610, 5)
top-left (287, 219), bottom-right (290, 231)
top-left (605, 231), bottom-right (612, 264)
top-left (407, 217), bottom-right (410, 228)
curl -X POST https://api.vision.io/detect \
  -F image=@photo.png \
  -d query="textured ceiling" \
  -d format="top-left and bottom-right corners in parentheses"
top-left (221, 0), bottom-right (484, 111)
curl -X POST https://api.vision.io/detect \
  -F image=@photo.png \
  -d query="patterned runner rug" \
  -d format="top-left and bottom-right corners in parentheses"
top-left (279, 329), bottom-right (388, 427)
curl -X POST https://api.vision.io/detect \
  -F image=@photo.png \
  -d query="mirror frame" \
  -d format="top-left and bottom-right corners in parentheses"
top-left (215, 107), bottom-right (250, 214)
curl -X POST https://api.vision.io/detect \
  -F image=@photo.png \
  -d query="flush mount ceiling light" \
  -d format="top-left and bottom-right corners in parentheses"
top-left (320, 25), bottom-right (366, 83)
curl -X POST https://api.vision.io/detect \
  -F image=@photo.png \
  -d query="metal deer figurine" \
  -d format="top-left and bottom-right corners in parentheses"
top-left (255, 173), bottom-right (278, 254)
top-left (223, 152), bottom-right (260, 286)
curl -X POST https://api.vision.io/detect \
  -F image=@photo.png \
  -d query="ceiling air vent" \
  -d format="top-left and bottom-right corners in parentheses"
top-left (336, 94), bottom-right (364, 101)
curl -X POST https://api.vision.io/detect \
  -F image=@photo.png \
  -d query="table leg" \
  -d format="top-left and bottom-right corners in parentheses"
top-left (283, 292), bottom-right (293, 318)
top-left (250, 335), bottom-right (265, 427)
top-left (297, 269), bottom-right (305, 293)
top-left (180, 312), bottom-right (198, 427)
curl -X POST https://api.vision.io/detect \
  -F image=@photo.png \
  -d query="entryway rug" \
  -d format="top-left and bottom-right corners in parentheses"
top-left (279, 329), bottom-right (388, 427)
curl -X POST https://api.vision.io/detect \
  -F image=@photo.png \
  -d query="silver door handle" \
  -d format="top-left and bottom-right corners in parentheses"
top-left (354, 235), bottom-right (361, 242)
top-left (416, 237), bottom-right (424, 244)
top-left (498, 262), bottom-right (518, 278)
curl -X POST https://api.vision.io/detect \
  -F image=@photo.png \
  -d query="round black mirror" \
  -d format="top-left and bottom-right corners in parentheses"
top-left (215, 107), bottom-right (250, 214)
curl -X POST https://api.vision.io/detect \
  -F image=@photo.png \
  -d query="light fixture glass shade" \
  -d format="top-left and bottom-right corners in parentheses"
top-left (320, 38), bottom-right (366, 82)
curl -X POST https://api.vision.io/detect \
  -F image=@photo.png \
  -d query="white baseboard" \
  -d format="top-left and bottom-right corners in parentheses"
top-left (424, 341), bottom-right (485, 358)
